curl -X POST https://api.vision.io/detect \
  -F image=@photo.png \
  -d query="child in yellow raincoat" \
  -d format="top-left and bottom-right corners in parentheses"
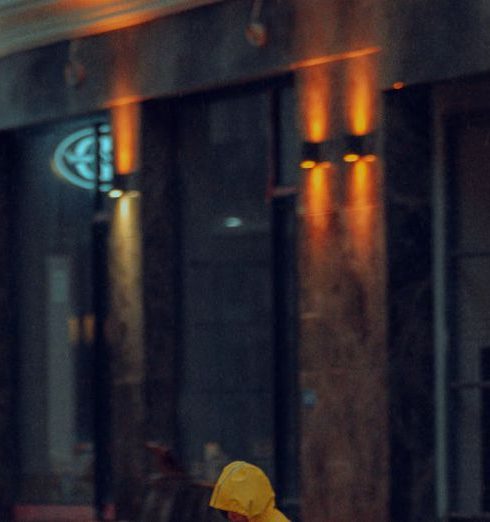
top-left (209, 461), bottom-right (290, 522)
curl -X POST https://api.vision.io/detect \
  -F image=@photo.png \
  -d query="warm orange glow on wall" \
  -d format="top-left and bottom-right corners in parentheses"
top-left (303, 163), bottom-right (334, 233)
top-left (298, 65), bottom-right (331, 143)
top-left (346, 56), bottom-right (377, 136)
top-left (291, 47), bottom-right (381, 71)
top-left (111, 102), bottom-right (141, 175)
top-left (112, 192), bottom-right (141, 241)
top-left (119, 195), bottom-right (131, 220)
top-left (345, 158), bottom-right (380, 258)
top-left (109, 28), bottom-right (141, 134)
top-left (349, 159), bottom-right (371, 207)
top-left (308, 165), bottom-right (328, 215)
top-left (346, 158), bottom-right (379, 212)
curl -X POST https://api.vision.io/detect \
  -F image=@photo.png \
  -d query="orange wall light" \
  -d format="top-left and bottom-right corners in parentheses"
top-left (297, 65), bottom-right (331, 144)
top-left (111, 101), bottom-right (141, 176)
top-left (346, 56), bottom-right (376, 137)
top-left (297, 65), bottom-right (334, 170)
top-left (304, 163), bottom-right (333, 233)
top-left (301, 140), bottom-right (335, 170)
top-left (346, 158), bottom-right (380, 259)
top-left (342, 132), bottom-right (377, 164)
top-left (343, 55), bottom-right (378, 163)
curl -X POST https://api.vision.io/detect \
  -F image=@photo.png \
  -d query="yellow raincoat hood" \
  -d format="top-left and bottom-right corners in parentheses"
top-left (209, 461), bottom-right (290, 522)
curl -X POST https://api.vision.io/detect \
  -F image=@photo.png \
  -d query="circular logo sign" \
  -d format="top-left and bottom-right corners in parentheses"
top-left (52, 124), bottom-right (113, 191)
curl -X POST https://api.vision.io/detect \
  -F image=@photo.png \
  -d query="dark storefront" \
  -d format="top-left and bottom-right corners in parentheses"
top-left (2, 1), bottom-right (490, 522)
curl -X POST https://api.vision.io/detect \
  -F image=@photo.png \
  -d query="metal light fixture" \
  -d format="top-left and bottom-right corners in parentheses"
top-left (246, 0), bottom-right (267, 47)
top-left (300, 140), bottom-right (334, 169)
top-left (342, 132), bottom-right (377, 163)
top-left (108, 172), bottom-right (139, 199)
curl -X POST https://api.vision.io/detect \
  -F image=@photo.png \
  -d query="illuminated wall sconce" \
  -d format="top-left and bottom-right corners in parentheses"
top-left (342, 132), bottom-right (377, 163)
top-left (109, 102), bottom-right (141, 199)
top-left (108, 172), bottom-right (139, 199)
top-left (300, 140), bottom-right (334, 169)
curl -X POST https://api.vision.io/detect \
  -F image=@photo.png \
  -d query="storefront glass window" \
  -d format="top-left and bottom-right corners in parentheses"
top-left (13, 116), bottom-right (108, 508)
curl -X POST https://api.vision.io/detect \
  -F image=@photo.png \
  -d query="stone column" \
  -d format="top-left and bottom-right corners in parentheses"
top-left (109, 192), bottom-right (145, 521)
top-left (296, 55), bottom-right (389, 522)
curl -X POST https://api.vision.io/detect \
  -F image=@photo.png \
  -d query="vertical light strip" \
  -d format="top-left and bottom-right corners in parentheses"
top-left (111, 102), bottom-right (141, 176)
top-left (297, 64), bottom-right (333, 236)
top-left (345, 55), bottom-right (376, 136)
top-left (297, 65), bottom-right (331, 143)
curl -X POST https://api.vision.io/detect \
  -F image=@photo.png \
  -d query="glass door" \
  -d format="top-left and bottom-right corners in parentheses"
top-left (176, 79), bottom-right (299, 518)
top-left (12, 115), bottom-right (112, 520)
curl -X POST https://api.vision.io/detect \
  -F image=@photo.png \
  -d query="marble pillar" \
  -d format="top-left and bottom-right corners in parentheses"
top-left (109, 193), bottom-right (145, 520)
top-left (297, 57), bottom-right (389, 522)
top-left (298, 159), bottom-right (389, 522)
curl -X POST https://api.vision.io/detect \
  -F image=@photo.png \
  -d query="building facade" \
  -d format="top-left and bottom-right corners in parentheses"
top-left (0, 1), bottom-right (489, 521)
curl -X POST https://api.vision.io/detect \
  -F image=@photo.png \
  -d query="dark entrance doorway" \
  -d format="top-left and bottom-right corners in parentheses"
top-left (176, 78), bottom-right (299, 519)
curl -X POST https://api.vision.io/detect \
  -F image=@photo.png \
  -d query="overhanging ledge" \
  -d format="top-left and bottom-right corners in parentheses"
top-left (0, 0), bottom-right (225, 59)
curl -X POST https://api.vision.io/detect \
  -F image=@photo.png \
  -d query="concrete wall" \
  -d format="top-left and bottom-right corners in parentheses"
top-left (382, 1), bottom-right (490, 87)
top-left (0, 0), bottom-right (380, 131)
top-left (0, 0), bottom-right (490, 131)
